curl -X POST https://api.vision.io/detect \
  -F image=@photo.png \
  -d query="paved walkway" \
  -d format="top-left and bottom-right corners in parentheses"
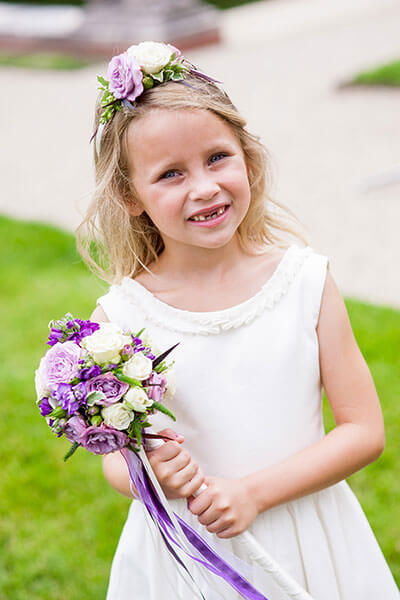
top-left (1, 0), bottom-right (399, 307)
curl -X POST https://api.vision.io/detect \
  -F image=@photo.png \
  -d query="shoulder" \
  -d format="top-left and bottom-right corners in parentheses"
top-left (90, 304), bottom-right (110, 323)
top-left (316, 268), bottom-right (361, 389)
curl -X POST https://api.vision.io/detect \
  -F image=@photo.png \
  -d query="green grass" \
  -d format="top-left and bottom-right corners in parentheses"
top-left (0, 214), bottom-right (399, 597)
top-left (0, 52), bottom-right (92, 70)
top-left (353, 59), bottom-right (400, 87)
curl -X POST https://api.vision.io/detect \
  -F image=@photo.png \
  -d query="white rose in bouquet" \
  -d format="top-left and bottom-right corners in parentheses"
top-left (81, 323), bottom-right (131, 364)
top-left (102, 403), bottom-right (134, 430)
top-left (122, 352), bottom-right (153, 380)
top-left (127, 41), bottom-right (172, 74)
top-left (124, 387), bottom-right (153, 413)
top-left (163, 367), bottom-right (176, 401)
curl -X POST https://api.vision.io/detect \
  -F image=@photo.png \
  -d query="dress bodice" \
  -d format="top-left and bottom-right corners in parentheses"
top-left (97, 244), bottom-right (329, 478)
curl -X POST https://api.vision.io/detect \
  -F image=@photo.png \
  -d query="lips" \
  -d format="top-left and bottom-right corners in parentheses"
top-left (188, 203), bottom-right (229, 221)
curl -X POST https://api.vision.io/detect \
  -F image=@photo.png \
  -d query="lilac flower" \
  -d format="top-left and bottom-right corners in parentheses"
top-left (79, 364), bottom-right (102, 381)
top-left (146, 372), bottom-right (166, 403)
top-left (80, 423), bottom-right (127, 455)
top-left (85, 372), bottom-right (129, 406)
top-left (73, 381), bottom-right (87, 405)
top-left (131, 336), bottom-right (146, 353)
top-left (67, 319), bottom-right (99, 344)
top-left (47, 328), bottom-right (64, 347)
top-left (39, 397), bottom-right (53, 417)
top-left (107, 53), bottom-right (144, 102)
top-left (36, 341), bottom-right (81, 392)
top-left (53, 383), bottom-right (79, 415)
top-left (64, 415), bottom-right (87, 444)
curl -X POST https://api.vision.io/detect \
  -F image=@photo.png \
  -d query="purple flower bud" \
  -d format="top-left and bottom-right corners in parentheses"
top-left (121, 344), bottom-right (134, 359)
top-left (39, 397), bottom-right (52, 416)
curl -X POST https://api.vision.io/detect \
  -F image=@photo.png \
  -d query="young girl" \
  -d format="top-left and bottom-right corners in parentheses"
top-left (78, 42), bottom-right (399, 599)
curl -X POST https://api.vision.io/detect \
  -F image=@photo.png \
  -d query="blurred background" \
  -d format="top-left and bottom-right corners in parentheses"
top-left (0, 0), bottom-right (399, 597)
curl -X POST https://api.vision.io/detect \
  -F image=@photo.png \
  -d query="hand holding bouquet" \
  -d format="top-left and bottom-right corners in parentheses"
top-left (35, 314), bottom-right (177, 460)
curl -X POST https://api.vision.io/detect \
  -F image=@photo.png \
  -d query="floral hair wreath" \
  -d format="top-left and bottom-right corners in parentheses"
top-left (91, 40), bottom-right (221, 156)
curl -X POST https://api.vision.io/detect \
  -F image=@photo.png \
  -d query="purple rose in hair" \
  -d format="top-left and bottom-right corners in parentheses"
top-left (107, 52), bottom-right (144, 102)
top-left (146, 372), bottom-right (166, 404)
top-left (64, 415), bottom-right (87, 444)
top-left (36, 341), bottom-right (81, 392)
top-left (80, 423), bottom-right (127, 455)
top-left (85, 372), bottom-right (129, 406)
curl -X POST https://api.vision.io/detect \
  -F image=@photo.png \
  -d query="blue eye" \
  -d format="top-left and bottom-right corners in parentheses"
top-left (160, 170), bottom-right (177, 180)
top-left (210, 153), bottom-right (227, 163)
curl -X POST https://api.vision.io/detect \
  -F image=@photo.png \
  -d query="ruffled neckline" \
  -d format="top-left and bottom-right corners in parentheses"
top-left (116, 244), bottom-right (313, 335)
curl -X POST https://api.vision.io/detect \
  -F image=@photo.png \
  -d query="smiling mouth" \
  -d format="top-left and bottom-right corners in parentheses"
top-left (188, 205), bottom-right (229, 222)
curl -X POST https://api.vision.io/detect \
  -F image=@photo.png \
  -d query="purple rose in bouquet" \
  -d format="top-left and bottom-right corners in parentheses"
top-left (81, 423), bottom-right (127, 455)
top-left (85, 372), bottom-right (129, 406)
top-left (64, 415), bottom-right (87, 444)
top-left (36, 341), bottom-right (81, 393)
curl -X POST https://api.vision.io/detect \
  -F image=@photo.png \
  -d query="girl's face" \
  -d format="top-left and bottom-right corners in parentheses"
top-left (126, 108), bottom-right (251, 253)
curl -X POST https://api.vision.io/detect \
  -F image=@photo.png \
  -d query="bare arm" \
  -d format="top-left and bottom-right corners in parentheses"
top-left (245, 270), bottom-right (385, 515)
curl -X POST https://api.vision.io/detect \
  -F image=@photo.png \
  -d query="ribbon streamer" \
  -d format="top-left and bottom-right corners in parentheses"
top-left (121, 447), bottom-right (268, 600)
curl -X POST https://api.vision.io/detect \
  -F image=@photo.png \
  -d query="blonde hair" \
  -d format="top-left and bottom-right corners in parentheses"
top-left (76, 73), bottom-right (309, 284)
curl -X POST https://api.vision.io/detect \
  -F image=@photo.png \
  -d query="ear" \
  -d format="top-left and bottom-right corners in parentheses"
top-left (127, 202), bottom-right (144, 217)
top-left (125, 195), bottom-right (144, 218)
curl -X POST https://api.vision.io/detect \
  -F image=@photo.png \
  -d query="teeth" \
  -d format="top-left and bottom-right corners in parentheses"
top-left (191, 206), bottom-right (226, 222)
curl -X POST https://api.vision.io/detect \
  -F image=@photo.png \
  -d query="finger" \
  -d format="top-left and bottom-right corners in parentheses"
top-left (168, 449), bottom-right (191, 472)
top-left (146, 440), bottom-right (181, 464)
top-left (169, 461), bottom-right (199, 489)
top-left (180, 469), bottom-right (205, 498)
top-left (187, 488), bottom-right (212, 515)
top-left (157, 428), bottom-right (184, 443)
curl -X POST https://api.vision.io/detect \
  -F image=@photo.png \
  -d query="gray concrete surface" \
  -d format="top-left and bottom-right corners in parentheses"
top-left (1, 0), bottom-right (399, 307)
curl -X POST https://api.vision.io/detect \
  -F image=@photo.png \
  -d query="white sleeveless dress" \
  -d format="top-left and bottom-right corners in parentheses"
top-left (97, 244), bottom-right (399, 600)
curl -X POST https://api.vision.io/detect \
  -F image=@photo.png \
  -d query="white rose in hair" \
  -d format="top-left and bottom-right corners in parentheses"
top-left (102, 403), bottom-right (134, 430)
top-left (127, 41), bottom-right (172, 74)
top-left (124, 387), bottom-right (153, 413)
top-left (163, 367), bottom-right (176, 401)
top-left (80, 323), bottom-right (131, 364)
top-left (122, 352), bottom-right (153, 380)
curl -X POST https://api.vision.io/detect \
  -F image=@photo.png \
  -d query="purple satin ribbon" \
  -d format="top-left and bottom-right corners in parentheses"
top-left (121, 448), bottom-right (268, 600)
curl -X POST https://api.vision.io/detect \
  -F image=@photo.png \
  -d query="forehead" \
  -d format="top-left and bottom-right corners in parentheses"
top-left (126, 109), bottom-right (240, 172)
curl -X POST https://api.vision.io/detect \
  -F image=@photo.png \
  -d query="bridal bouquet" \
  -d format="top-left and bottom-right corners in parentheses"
top-left (34, 314), bottom-right (177, 460)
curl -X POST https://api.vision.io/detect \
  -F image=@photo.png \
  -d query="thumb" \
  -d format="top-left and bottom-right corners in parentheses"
top-left (157, 428), bottom-right (184, 443)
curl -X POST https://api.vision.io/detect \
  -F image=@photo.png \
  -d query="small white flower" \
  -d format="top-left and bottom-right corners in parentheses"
top-left (127, 41), bottom-right (172, 75)
top-left (124, 387), bottom-right (153, 413)
top-left (102, 403), bottom-right (134, 430)
top-left (122, 352), bottom-right (153, 381)
top-left (140, 331), bottom-right (160, 356)
top-left (163, 367), bottom-right (176, 401)
top-left (80, 323), bottom-right (131, 365)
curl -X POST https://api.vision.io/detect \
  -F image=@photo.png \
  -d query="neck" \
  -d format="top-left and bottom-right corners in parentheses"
top-left (153, 234), bottom-right (251, 284)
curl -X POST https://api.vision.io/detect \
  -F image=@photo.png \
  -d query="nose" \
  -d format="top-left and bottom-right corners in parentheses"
top-left (187, 172), bottom-right (220, 203)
